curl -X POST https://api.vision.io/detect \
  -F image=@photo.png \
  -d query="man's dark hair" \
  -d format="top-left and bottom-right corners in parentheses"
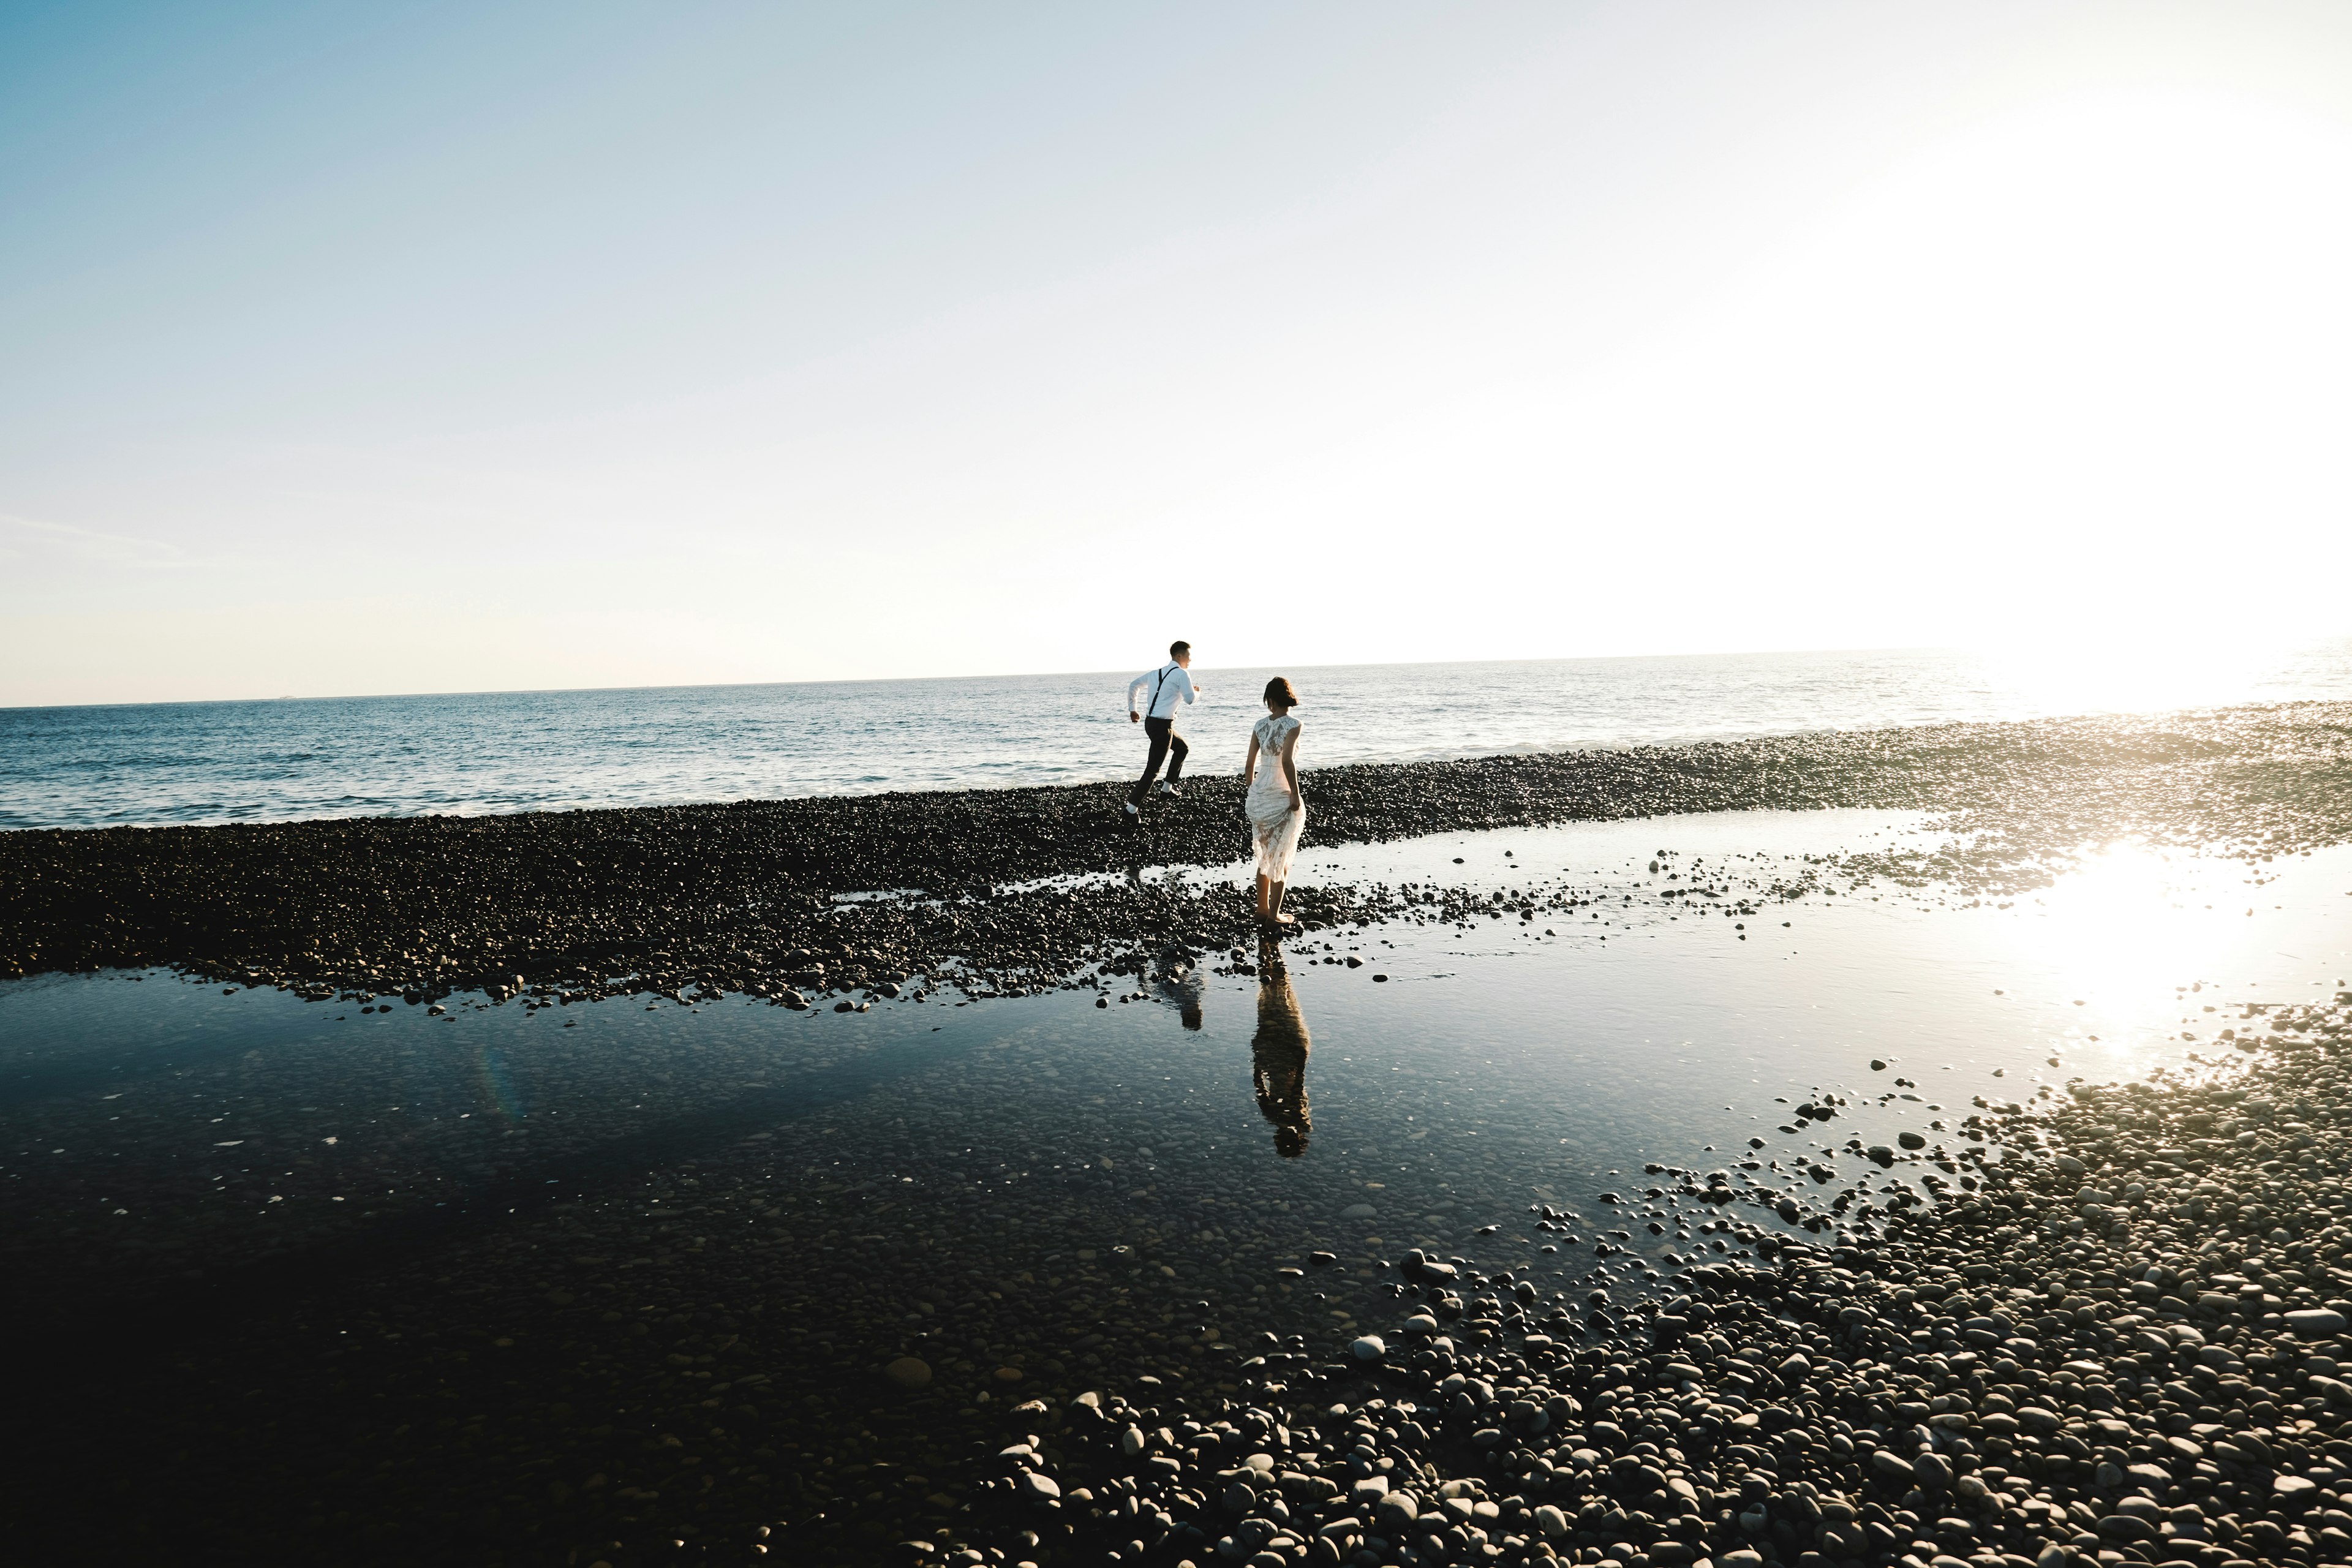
top-left (1169, 640), bottom-right (1191, 660)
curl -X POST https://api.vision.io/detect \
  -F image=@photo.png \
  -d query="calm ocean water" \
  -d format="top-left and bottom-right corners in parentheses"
top-left (7, 643), bottom-right (2352, 831)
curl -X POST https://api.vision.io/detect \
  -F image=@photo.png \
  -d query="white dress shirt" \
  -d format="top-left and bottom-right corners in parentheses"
top-left (1126, 663), bottom-right (1198, 721)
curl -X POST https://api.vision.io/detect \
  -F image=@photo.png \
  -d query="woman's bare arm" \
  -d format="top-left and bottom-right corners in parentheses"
top-left (1280, 725), bottom-right (1302, 808)
top-left (1243, 734), bottom-right (1261, 780)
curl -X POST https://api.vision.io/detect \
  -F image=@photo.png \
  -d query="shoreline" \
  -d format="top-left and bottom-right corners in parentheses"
top-left (3, 701), bottom-right (2348, 1006)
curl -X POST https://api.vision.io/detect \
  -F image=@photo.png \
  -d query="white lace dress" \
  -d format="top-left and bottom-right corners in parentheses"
top-left (1246, 714), bottom-right (1305, 882)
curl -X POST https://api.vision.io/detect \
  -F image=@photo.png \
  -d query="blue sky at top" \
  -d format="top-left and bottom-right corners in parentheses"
top-left (5, 2), bottom-right (2351, 704)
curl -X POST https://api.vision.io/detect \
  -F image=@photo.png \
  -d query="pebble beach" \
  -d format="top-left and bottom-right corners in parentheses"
top-left (4, 701), bottom-right (2351, 1568)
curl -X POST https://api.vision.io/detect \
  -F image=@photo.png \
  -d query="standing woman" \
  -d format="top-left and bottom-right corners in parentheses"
top-left (1242, 677), bottom-right (1305, 925)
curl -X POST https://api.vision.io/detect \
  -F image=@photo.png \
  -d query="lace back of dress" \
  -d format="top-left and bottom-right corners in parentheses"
top-left (1255, 715), bottom-right (1292, 781)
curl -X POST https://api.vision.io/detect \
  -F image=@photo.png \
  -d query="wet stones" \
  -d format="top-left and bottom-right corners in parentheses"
top-left (971, 992), bottom-right (2352, 1568)
top-left (883, 1355), bottom-right (933, 1390)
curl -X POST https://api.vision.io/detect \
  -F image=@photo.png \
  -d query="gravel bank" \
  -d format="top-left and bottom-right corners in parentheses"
top-left (976, 995), bottom-right (2352, 1568)
top-left (3, 704), bottom-right (2348, 1007)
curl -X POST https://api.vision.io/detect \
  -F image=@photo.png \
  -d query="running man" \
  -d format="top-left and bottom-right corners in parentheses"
top-left (1125, 641), bottom-right (1202, 821)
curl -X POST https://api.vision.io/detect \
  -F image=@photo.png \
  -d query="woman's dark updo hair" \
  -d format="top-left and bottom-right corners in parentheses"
top-left (1263, 676), bottom-right (1298, 709)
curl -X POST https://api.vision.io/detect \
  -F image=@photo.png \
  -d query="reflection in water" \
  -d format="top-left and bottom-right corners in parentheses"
top-left (1153, 943), bottom-right (1205, 1030)
top-left (1251, 940), bottom-right (1312, 1157)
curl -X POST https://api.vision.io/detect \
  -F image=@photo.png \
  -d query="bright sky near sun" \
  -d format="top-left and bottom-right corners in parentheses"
top-left (4, 2), bottom-right (2351, 706)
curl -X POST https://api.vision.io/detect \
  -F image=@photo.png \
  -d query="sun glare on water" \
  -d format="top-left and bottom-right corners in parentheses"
top-left (1988, 837), bottom-right (2320, 1080)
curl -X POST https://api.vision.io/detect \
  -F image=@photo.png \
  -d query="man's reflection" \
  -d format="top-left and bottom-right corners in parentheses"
top-left (1251, 938), bottom-right (1312, 1157)
top-left (1152, 943), bottom-right (1205, 1030)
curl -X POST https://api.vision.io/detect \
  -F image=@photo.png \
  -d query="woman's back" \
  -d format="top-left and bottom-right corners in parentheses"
top-left (1250, 714), bottom-right (1297, 791)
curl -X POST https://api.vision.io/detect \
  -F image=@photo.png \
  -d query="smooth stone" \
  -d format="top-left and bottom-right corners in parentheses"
top-left (1340, 1204), bottom-right (1378, 1219)
top-left (883, 1356), bottom-right (933, 1390)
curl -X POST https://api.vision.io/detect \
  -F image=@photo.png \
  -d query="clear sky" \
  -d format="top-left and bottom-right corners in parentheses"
top-left (5, 2), bottom-right (2351, 706)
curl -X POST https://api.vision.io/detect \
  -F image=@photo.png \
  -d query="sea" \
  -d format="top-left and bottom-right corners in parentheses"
top-left (5, 641), bottom-right (2351, 831)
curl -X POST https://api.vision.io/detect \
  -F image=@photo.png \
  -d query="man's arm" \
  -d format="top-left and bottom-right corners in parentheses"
top-left (1126, 671), bottom-right (1150, 721)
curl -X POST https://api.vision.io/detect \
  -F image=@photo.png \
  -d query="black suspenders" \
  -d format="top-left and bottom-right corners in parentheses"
top-left (1146, 663), bottom-right (1173, 720)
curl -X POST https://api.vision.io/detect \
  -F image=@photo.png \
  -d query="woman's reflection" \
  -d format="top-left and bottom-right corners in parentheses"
top-left (1251, 938), bottom-right (1312, 1157)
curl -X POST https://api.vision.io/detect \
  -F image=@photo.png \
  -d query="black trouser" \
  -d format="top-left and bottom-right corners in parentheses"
top-left (1129, 717), bottom-right (1188, 805)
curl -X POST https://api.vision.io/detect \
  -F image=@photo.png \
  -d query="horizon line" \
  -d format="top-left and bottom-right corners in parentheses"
top-left (0, 644), bottom-right (1994, 715)
top-left (9, 635), bottom-right (2348, 715)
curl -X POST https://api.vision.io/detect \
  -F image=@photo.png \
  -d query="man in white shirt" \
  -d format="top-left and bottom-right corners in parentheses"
top-left (1125, 640), bottom-right (1202, 820)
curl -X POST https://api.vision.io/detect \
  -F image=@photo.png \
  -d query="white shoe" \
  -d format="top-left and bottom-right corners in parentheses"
top-left (1155, 780), bottom-right (1183, 797)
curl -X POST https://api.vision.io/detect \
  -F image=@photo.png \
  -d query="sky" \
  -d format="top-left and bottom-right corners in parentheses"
top-left (4, 1), bottom-right (2352, 707)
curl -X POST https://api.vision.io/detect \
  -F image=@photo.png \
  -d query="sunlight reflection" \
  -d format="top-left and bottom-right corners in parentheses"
top-left (2001, 839), bottom-right (2264, 1076)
